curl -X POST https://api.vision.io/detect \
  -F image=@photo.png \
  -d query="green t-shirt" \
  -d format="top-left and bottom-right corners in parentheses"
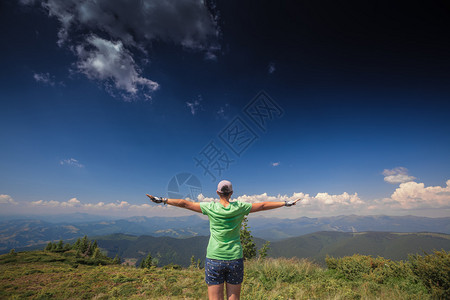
top-left (200, 201), bottom-right (253, 260)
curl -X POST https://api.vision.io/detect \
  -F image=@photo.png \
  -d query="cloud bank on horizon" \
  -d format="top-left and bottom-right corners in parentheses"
top-left (21, 0), bottom-right (220, 100)
top-left (2, 169), bottom-right (449, 218)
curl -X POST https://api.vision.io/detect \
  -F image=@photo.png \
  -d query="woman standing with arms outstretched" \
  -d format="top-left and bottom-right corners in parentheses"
top-left (147, 180), bottom-right (299, 300)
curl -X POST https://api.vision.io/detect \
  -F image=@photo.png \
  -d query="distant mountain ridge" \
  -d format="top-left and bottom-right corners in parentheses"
top-left (1, 214), bottom-right (449, 253)
top-left (250, 215), bottom-right (450, 240)
top-left (0, 215), bottom-right (209, 252)
top-left (268, 231), bottom-right (450, 265)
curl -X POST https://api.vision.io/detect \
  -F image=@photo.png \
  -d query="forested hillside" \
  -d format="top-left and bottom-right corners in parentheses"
top-left (93, 231), bottom-right (450, 267)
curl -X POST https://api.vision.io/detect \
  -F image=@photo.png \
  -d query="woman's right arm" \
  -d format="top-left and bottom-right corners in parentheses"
top-left (146, 194), bottom-right (202, 213)
top-left (166, 198), bottom-right (202, 213)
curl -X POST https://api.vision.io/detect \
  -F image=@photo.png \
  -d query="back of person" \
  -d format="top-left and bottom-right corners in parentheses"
top-left (200, 200), bottom-right (252, 260)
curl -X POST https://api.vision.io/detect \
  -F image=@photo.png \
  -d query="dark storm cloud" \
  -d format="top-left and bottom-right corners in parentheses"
top-left (21, 0), bottom-right (220, 99)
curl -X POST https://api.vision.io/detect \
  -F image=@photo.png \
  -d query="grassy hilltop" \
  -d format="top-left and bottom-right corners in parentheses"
top-left (1, 248), bottom-right (448, 299)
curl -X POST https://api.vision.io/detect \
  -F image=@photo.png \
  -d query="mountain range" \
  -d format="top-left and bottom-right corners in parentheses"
top-left (1, 214), bottom-right (449, 253)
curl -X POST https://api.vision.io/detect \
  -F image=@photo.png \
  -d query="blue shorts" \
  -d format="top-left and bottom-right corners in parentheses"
top-left (204, 258), bottom-right (244, 285)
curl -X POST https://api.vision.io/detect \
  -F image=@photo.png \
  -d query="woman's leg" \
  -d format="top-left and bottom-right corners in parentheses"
top-left (223, 258), bottom-right (243, 300)
top-left (207, 283), bottom-right (224, 300)
top-left (226, 283), bottom-right (241, 300)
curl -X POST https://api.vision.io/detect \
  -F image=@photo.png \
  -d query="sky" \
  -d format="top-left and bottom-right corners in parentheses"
top-left (1, 0), bottom-right (450, 219)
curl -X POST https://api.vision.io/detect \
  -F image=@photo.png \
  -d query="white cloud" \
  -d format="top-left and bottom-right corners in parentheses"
top-left (204, 50), bottom-right (219, 61)
top-left (383, 167), bottom-right (416, 184)
top-left (186, 95), bottom-right (203, 115)
top-left (60, 158), bottom-right (84, 168)
top-left (235, 191), bottom-right (363, 210)
top-left (30, 198), bottom-right (139, 211)
top-left (75, 35), bottom-right (159, 100)
top-left (197, 194), bottom-right (215, 202)
top-left (186, 101), bottom-right (200, 115)
top-left (216, 103), bottom-right (230, 120)
top-left (33, 72), bottom-right (56, 86)
top-left (271, 162), bottom-right (280, 167)
top-left (25, 197), bottom-right (189, 217)
top-left (379, 180), bottom-right (450, 210)
top-left (21, 0), bottom-right (220, 100)
top-left (0, 195), bottom-right (18, 205)
top-left (268, 62), bottom-right (276, 74)
top-left (32, 199), bottom-right (65, 207)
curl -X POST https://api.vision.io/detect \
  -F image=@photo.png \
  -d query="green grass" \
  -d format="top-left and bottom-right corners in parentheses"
top-left (243, 257), bottom-right (429, 300)
top-left (1, 250), bottom-right (446, 299)
top-left (0, 251), bottom-right (206, 299)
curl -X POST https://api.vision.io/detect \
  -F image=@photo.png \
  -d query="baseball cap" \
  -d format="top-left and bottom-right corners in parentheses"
top-left (217, 180), bottom-right (233, 194)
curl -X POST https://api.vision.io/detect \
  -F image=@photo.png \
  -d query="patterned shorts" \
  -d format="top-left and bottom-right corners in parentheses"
top-left (204, 258), bottom-right (244, 285)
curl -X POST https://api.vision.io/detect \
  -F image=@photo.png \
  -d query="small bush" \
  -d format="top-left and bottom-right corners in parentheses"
top-left (23, 269), bottom-right (44, 275)
top-left (240, 217), bottom-right (257, 260)
top-left (409, 250), bottom-right (450, 298)
top-left (112, 254), bottom-right (121, 265)
top-left (110, 283), bottom-right (137, 297)
top-left (162, 263), bottom-right (182, 270)
top-left (258, 241), bottom-right (270, 259)
top-left (140, 253), bottom-right (154, 269)
top-left (326, 254), bottom-right (417, 284)
top-left (326, 254), bottom-right (376, 280)
top-left (112, 274), bottom-right (136, 283)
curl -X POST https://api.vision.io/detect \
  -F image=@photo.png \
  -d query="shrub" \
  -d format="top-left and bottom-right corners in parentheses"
top-left (258, 241), bottom-right (270, 259)
top-left (112, 274), bottom-right (136, 283)
top-left (140, 253), bottom-right (154, 269)
top-left (190, 255), bottom-right (196, 268)
top-left (189, 255), bottom-right (202, 269)
top-left (112, 254), bottom-right (121, 265)
top-left (326, 254), bottom-right (413, 283)
top-left (409, 250), bottom-right (450, 298)
top-left (45, 242), bottom-right (53, 251)
top-left (63, 243), bottom-right (71, 251)
top-left (240, 217), bottom-right (256, 260)
top-left (162, 263), bottom-right (182, 270)
top-left (56, 240), bottom-right (64, 251)
top-left (326, 254), bottom-right (374, 280)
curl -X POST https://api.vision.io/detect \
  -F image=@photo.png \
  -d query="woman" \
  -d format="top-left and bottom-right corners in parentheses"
top-left (146, 180), bottom-right (299, 300)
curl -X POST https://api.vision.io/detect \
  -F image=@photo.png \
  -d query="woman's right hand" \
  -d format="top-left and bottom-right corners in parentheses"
top-left (146, 194), bottom-right (167, 204)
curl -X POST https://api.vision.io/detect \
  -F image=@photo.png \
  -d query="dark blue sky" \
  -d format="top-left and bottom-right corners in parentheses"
top-left (1, 0), bottom-right (449, 218)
